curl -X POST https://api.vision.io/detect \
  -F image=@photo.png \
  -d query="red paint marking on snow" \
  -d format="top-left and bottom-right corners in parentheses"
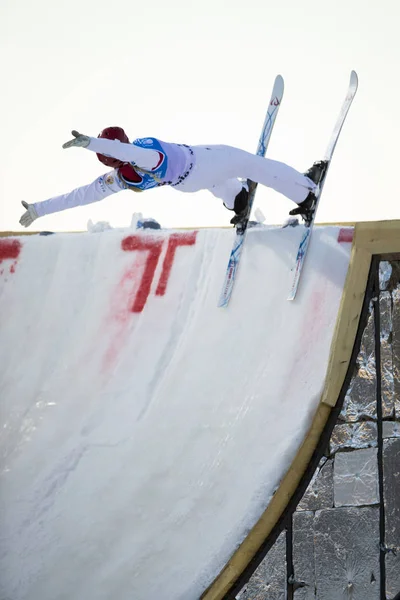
top-left (102, 324), bottom-right (129, 372)
top-left (338, 228), bottom-right (354, 243)
top-left (98, 267), bottom-right (139, 373)
top-left (0, 239), bottom-right (21, 264)
top-left (156, 232), bottom-right (197, 296)
top-left (298, 290), bottom-right (326, 348)
top-left (101, 235), bottom-right (163, 373)
top-left (102, 231), bottom-right (197, 372)
top-left (122, 235), bottom-right (164, 313)
top-left (281, 289), bottom-right (327, 399)
top-left (10, 263), bottom-right (16, 274)
top-left (113, 267), bottom-right (141, 324)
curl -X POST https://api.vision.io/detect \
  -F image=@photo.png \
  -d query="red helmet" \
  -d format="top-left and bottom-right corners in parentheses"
top-left (96, 126), bottom-right (130, 168)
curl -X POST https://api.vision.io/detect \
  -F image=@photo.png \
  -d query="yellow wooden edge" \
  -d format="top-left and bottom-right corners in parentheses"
top-left (320, 244), bottom-right (371, 407)
top-left (321, 219), bottom-right (400, 407)
top-left (0, 231), bottom-right (41, 237)
top-left (202, 219), bottom-right (400, 600)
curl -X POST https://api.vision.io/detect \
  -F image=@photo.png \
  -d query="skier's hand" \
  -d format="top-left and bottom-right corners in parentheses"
top-left (19, 201), bottom-right (38, 228)
top-left (62, 130), bottom-right (90, 149)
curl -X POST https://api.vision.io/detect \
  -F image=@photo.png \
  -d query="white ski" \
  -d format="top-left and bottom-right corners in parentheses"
top-left (218, 75), bottom-right (284, 308)
top-left (288, 70), bottom-right (359, 301)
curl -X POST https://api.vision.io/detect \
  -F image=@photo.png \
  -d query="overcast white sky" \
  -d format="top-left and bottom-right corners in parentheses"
top-left (1, 0), bottom-right (399, 231)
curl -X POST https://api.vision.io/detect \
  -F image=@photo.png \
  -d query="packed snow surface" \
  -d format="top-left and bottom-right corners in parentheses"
top-left (0, 224), bottom-right (352, 599)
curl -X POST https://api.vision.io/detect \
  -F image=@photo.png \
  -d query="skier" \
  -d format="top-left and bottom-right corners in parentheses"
top-left (19, 127), bottom-right (324, 228)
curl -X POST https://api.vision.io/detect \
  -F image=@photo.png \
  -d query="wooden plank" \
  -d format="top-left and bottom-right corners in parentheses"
top-left (321, 244), bottom-right (371, 407)
top-left (322, 220), bottom-right (400, 407)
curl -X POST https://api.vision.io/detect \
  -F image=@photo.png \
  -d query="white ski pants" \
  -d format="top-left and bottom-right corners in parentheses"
top-left (174, 145), bottom-right (315, 207)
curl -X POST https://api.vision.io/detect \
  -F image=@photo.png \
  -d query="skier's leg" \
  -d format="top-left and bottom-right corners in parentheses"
top-left (176, 145), bottom-right (316, 204)
top-left (207, 178), bottom-right (250, 225)
top-left (207, 178), bottom-right (244, 209)
top-left (216, 145), bottom-right (316, 203)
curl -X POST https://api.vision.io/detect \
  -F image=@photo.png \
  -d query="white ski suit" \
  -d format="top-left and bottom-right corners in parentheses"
top-left (30, 136), bottom-right (315, 220)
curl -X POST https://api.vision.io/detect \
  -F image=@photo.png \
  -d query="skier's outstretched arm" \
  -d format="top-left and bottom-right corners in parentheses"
top-left (19, 171), bottom-right (122, 227)
top-left (63, 131), bottom-right (161, 170)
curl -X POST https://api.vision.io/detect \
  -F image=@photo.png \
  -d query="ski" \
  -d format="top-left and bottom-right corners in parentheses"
top-left (218, 74), bottom-right (284, 308)
top-left (287, 70), bottom-right (358, 301)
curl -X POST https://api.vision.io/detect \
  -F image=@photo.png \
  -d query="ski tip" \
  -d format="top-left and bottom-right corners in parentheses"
top-left (273, 74), bottom-right (284, 94)
top-left (350, 70), bottom-right (358, 87)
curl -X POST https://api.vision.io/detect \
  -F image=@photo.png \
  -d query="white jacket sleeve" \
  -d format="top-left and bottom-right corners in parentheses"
top-left (86, 137), bottom-right (160, 170)
top-left (33, 171), bottom-right (123, 217)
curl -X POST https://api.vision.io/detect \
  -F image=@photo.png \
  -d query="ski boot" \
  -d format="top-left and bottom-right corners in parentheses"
top-left (229, 186), bottom-right (249, 230)
top-left (289, 192), bottom-right (317, 227)
top-left (304, 160), bottom-right (328, 186)
top-left (289, 161), bottom-right (328, 227)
